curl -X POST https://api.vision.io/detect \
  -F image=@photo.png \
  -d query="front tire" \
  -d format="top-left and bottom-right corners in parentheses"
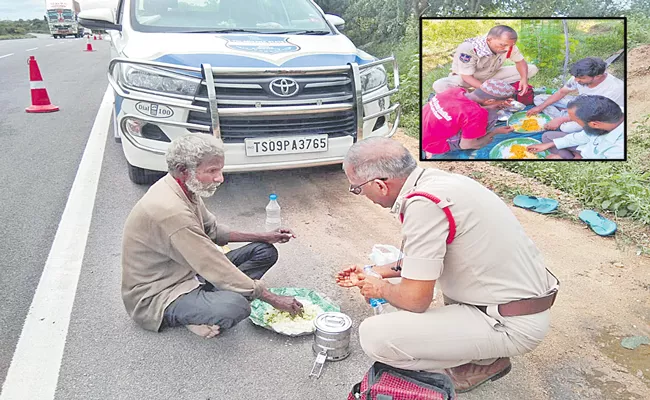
top-left (127, 162), bottom-right (164, 185)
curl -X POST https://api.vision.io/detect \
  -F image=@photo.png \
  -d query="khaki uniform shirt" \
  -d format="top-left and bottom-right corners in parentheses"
top-left (451, 39), bottom-right (524, 80)
top-left (121, 174), bottom-right (266, 332)
top-left (391, 167), bottom-right (556, 312)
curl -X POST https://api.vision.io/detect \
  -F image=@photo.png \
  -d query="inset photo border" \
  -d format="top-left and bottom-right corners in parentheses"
top-left (419, 17), bottom-right (626, 161)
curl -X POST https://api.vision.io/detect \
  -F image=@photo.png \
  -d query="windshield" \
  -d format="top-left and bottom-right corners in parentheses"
top-left (47, 9), bottom-right (75, 22)
top-left (130, 0), bottom-right (332, 34)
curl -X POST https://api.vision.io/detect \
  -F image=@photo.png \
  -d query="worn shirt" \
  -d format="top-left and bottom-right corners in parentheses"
top-left (390, 167), bottom-right (556, 312)
top-left (563, 73), bottom-right (624, 108)
top-left (451, 37), bottom-right (524, 79)
top-left (422, 88), bottom-right (489, 154)
top-left (553, 121), bottom-right (624, 159)
top-left (121, 174), bottom-right (266, 332)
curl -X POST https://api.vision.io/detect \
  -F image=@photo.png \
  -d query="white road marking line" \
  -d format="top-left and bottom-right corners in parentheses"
top-left (0, 53), bottom-right (14, 59)
top-left (0, 86), bottom-right (114, 400)
top-left (46, 44), bottom-right (55, 47)
top-left (25, 47), bottom-right (38, 51)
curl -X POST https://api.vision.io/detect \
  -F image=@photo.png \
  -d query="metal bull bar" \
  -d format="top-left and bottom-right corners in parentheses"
top-left (107, 55), bottom-right (400, 143)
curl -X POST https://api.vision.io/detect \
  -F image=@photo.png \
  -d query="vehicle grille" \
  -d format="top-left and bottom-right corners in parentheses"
top-left (187, 73), bottom-right (357, 143)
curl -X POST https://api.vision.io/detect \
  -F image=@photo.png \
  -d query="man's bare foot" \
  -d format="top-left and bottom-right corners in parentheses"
top-left (185, 324), bottom-right (220, 338)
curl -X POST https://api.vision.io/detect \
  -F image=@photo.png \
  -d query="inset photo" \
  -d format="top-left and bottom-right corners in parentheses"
top-left (420, 18), bottom-right (625, 161)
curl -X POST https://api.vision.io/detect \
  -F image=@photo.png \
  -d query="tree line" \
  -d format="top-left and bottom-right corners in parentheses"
top-left (317, 0), bottom-right (649, 50)
top-left (0, 18), bottom-right (49, 36)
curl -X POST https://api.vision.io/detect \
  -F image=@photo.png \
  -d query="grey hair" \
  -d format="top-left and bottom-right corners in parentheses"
top-left (487, 25), bottom-right (518, 40)
top-left (343, 137), bottom-right (417, 181)
top-left (166, 134), bottom-right (225, 177)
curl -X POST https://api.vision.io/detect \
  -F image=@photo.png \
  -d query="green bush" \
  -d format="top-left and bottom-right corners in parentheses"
top-left (392, 51), bottom-right (420, 136)
top-left (0, 34), bottom-right (35, 40)
top-left (628, 13), bottom-right (650, 48)
top-left (0, 19), bottom-right (49, 36)
top-left (366, 17), bottom-right (420, 137)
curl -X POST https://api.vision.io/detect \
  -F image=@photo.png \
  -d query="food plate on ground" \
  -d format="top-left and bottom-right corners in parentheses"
top-left (249, 287), bottom-right (340, 336)
top-left (489, 137), bottom-right (550, 159)
top-left (507, 111), bottom-right (552, 134)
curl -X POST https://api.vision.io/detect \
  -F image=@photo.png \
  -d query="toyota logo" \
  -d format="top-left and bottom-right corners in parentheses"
top-left (269, 78), bottom-right (299, 97)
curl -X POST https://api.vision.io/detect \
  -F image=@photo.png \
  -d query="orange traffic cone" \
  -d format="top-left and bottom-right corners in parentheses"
top-left (84, 36), bottom-right (95, 52)
top-left (93, 35), bottom-right (97, 40)
top-left (25, 56), bottom-right (59, 113)
top-left (98, 34), bottom-right (103, 40)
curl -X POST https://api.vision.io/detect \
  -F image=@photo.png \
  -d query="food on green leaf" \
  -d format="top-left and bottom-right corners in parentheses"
top-left (263, 300), bottom-right (324, 335)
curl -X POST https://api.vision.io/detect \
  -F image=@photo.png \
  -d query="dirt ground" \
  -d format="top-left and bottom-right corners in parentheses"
top-left (280, 45), bottom-right (650, 398)
top-left (626, 45), bottom-right (650, 128)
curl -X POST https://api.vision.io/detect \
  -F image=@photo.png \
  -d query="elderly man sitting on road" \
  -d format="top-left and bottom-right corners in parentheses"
top-left (527, 95), bottom-right (624, 160)
top-left (336, 137), bottom-right (559, 393)
top-left (422, 79), bottom-right (516, 157)
top-left (432, 25), bottom-right (538, 96)
top-left (121, 134), bottom-right (303, 338)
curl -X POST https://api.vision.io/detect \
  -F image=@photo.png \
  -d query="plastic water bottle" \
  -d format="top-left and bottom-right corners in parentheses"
top-left (265, 193), bottom-right (281, 232)
top-left (363, 265), bottom-right (388, 315)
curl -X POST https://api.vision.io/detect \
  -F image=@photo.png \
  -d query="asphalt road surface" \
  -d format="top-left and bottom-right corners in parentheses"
top-left (0, 33), bottom-right (114, 396)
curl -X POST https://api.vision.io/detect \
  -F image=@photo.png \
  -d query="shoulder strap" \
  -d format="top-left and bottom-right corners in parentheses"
top-left (399, 191), bottom-right (457, 244)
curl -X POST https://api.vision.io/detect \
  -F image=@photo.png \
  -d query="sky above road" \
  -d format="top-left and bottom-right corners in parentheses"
top-left (0, 0), bottom-right (117, 21)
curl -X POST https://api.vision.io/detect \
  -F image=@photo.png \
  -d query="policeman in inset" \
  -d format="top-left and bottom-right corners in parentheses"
top-left (336, 137), bottom-right (559, 393)
top-left (433, 25), bottom-right (538, 97)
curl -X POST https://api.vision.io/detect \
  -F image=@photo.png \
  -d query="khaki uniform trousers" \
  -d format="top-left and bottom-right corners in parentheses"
top-left (432, 64), bottom-right (539, 94)
top-left (358, 297), bottom-right (550, 372)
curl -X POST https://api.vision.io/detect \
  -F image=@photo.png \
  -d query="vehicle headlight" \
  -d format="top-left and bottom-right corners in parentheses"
top-left (360, 65), bottom-right (387, 93)
top-left (120, 65), bottom-right (200, 96)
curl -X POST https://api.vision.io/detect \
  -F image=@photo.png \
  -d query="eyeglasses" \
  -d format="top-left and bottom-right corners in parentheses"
top-left (349, 177), bottom-right (388, 195)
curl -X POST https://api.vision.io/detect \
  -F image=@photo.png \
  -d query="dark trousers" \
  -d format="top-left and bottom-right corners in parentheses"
top-left (163, 242), bottom-right (277, 330)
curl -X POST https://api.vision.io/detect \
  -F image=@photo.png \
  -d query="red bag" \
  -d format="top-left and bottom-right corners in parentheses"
top-left (511, 81), bottom-right (535, 106)
top-left (348, 362), bottom-right (456, 400)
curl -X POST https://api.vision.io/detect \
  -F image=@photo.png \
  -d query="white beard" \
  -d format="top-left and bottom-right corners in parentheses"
top-left (185, 170), bottom-right (220, 198)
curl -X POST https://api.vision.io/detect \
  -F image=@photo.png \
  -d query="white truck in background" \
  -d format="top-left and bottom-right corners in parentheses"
top-left (46, 0), bottom-right (83, 38)
top-left (79, 0), bottom-right (400, 184)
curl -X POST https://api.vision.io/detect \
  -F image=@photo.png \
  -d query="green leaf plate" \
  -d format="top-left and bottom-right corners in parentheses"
top-left (249, 287), bottom-right (340, 337)
top-left (508, 111), bottom-right (552, 134)
top-left (489, 137), bottom-right (550, 159)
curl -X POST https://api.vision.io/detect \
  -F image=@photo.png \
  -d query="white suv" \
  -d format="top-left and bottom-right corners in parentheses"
top-left (79, 0), bottom-right (400, 184)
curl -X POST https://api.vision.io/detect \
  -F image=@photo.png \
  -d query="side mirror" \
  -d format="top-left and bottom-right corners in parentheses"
top-left (78, 8), bottom-right (121, 31)
top-left (325, 14), bottom-right (345, 29)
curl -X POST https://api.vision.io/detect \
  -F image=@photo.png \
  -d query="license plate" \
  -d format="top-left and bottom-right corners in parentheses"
top-left (244, 135), bottom-right (328, 157)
